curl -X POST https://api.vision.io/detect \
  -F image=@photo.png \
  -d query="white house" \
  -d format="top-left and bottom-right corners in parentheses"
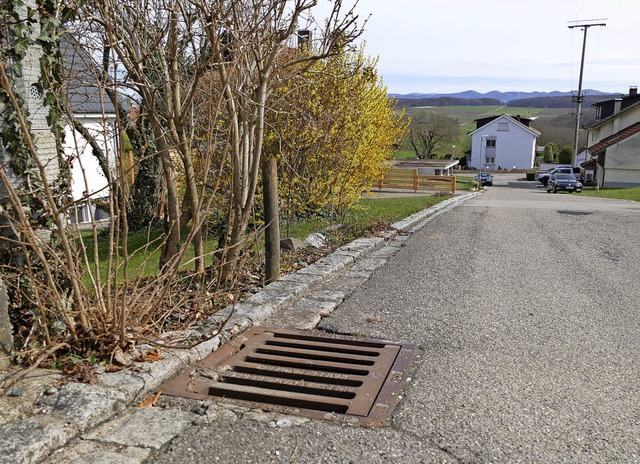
top-left (60, 36), bottom-right (119, 223)
top-left (468, 114), bottom-right (540, 170)
top-left (584, 87), bottom-right (640, 188)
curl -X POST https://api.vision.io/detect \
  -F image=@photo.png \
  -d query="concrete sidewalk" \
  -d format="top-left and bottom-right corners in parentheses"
top-left (0, 192), bottom-right (481, 464)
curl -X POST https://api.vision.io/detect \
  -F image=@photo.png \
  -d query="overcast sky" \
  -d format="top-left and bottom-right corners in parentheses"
top-left (314, 0), bottom-right (640, 95)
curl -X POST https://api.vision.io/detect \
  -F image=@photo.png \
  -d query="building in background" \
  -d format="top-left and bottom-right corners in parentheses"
top-left (60, 35), bottom-right (120, 224)
top-left (584, 87), bottom-right (640, 188)
top-left (468, 115), bottom-right (540, 170)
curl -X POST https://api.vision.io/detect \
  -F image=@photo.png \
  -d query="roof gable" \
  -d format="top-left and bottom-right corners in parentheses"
top-left (474, 114), bottom-right (534, 128)
top-left (588, 99), bottom-right (640, 129)
top-left (60, 35), bottom-right (117, 115)
top-left (469, 114), bottom-right (540, 137)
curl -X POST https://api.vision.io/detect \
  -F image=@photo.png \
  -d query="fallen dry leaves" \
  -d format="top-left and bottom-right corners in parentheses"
top-left (139, 390), bottom-right (162, 408)
top-left (141, 350), bottom-right (164, 362)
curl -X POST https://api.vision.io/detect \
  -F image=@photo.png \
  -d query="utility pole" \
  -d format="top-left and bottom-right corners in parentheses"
top-left (568, 20), bottom-right (606, 168)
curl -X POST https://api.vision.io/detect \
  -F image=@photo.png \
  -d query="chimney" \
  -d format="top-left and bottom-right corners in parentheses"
top-left (614, 97), bottom-right (623, 114)
top-left (297, 30), bottom-right (311, 49)
top-left (630, 86), bottom-right (638, 96)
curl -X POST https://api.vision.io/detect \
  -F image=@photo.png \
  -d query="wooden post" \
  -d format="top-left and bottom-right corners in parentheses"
top-left (413, 169), bottom-right (418, 191)
top-left (451, 176), bottom-right (456, 193)
top-left (263, 156), bottom-right (280, 285)
top-left (0, 278), bottom-right (12, 369)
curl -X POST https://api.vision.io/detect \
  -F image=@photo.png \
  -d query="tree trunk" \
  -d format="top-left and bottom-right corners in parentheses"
top-left (218, 82), bottom-right (268, 283)
top-left (152, 124), bottom-right (181, 271)
top-left (178, 136), bottom-right (205, 275)
top-left (409, 128), bottom-right (419, 159)
top-left (126, 114), bottom-right (162, 231)
top-left (263, 155), bottom-right (280, 284)
top-left (126, 152), bottom-right (162, 231)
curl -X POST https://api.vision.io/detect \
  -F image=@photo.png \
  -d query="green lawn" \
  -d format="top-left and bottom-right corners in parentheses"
top-left (455, 176), bottom-right (479, 191)
top-left (284, 194), bottom-right (448, 239)
top-left (394, 149), bottom-right (417, 160)
top-left (580, 187), bottom-right (640, 202)
top-left (81, 194), bottom-right (449, 282)
top-left (78, 226), bottom-right (221, 282)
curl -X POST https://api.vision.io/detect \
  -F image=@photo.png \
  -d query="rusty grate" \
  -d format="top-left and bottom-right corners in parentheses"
top-left (161, 328), bottom-right (415, 426)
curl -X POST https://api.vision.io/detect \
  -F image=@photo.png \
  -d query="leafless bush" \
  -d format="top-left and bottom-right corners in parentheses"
top-left (0, 0), bottom-right (364, 368)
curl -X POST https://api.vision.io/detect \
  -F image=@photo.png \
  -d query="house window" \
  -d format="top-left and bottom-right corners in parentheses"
top-left (497, 122), bottom-right (509, 131)
top-left (486, 139), bottom-right (496, 147)
top-left (485, 156), bottom-right (495, 164)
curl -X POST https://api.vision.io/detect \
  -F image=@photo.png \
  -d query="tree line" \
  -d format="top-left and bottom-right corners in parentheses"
top-left (396, 97), bottom-right (503, 108)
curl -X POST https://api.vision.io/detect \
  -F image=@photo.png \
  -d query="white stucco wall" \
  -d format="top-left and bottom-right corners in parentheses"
top-left (469, 117), bottom-right (537, 170)
top-left (589, 105), bottom-right (640, 145)
top-left (64, 116), bottom-right (117, 201)
top-left (602, 133), bottom-right (640, 187)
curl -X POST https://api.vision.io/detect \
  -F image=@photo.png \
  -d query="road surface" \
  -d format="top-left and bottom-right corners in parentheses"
top-left (153, 173), bottom-right (640, 463)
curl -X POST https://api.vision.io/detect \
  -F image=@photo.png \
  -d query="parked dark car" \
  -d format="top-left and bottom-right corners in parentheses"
top-left (475, 172), bottom-right (493, 186)
top-left (546, 173), bottom-right (582, 193)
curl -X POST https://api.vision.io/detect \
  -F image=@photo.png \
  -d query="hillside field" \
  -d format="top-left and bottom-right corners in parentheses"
top-left (407, 105), bottom-right (571, 134)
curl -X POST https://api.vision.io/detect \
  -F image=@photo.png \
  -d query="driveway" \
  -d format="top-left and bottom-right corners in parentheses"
top-left (153, 173), bottom-right (640, 463)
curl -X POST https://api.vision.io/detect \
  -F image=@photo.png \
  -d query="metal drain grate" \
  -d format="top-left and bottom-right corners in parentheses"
top-left (161, 328), bottom-right (415, 426)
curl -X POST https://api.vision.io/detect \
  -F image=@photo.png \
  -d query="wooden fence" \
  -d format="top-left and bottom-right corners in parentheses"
top-left (375, 169), bottom-right (456, 193)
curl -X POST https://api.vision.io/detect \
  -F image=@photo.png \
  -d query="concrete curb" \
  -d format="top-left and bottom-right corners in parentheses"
top-left (392, 190), bottom-right (483, 233)
top-left (0, 190), bottom-right (481, 464)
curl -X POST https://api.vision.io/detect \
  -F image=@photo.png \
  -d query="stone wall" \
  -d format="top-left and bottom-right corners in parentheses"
top-left (0, 0), bottom-right (60, 192)
top-left (0, 0), bottom-right (63, 363)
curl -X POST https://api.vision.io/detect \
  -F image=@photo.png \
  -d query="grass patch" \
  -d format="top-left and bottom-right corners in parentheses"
top-left (455, 176), bottom-right (479, 191)
top-left (284, 194), bottom-right (448, 240)
top-left (81, 194), bottom-right (449, 282)
top-left (78, 226), bottom-right (220, 282)
top-left (579, 187), bottom-right (640, 202)
top-left (394, 149), bottom-right (416, 160)
top-left (353, 195), bottom-right (447, 223)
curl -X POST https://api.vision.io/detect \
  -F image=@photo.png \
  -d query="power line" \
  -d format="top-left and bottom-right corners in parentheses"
top-left (567, 20), bottom-right (606, 167)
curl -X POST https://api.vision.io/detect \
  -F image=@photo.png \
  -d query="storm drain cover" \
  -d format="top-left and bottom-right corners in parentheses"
top-left (161, 328), bottom-right (415, 426)
top-left (557, 210), bottom-right (594, 216)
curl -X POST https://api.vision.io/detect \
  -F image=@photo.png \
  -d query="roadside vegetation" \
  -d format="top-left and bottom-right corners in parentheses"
top-left (455, 177), bottom-right (480, 191)
top-left (81, 195), bottom-right (447, 284)
top-left (579, 188), bottom-right (640, 202)
top-left (0, 0), bottom-right (411, 369)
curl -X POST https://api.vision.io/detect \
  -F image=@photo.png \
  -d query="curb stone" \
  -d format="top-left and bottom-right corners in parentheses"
top-left (0, 190), bottom-right (481, 463)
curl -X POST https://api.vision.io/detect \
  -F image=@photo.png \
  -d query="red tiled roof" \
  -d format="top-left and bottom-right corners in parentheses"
top-left (588, 121), bottom-right (640, 154)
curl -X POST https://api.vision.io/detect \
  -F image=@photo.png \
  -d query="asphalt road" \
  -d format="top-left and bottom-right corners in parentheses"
top-left (153, 174), bottom-right (640, 463)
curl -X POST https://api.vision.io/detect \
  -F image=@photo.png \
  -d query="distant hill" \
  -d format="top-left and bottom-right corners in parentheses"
top-left (395, 96), bottom-right (503, 108)
top-left (391, 89), bottom-right (616, 104)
